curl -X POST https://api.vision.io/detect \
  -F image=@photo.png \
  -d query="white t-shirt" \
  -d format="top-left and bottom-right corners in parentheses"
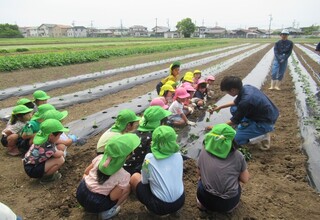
top-left (0, 202), bottom-right (17, 220)
top-left (168, 100), bottom-right (183, 116)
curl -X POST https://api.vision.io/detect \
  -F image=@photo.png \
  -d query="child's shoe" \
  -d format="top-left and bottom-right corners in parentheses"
top-left (40, 171), bottom-right (62, 184)
top-left (99, 205), bottom-right (121, 220)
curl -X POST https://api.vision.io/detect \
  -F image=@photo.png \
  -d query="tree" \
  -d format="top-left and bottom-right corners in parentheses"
top-left (0, 23), bottom-right (23, 38)
top-left (176, 18), bottom-right (196, 38)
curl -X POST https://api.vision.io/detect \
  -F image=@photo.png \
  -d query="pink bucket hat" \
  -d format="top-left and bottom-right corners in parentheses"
top-left (150, 98), bottom-right (169, 110)
top-left (174, 87), bottom-right (190, 99)
top-left (184, 84), bottom-right (196, 92)
top-left (206, 76), bottom-right (215, 81)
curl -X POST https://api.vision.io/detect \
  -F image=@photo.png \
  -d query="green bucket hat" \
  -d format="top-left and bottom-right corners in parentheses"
top-left (33, 90), bottom-right (51, 101)
top-left (33, 119), bottom-right (69, 145)
top-left (111, 109), bottom-right (141, 132)
top-left (42, 109), bottom-right (68, 121)
top-left (16, 98), bottom-right (32, 105)
top-left (151, 125), bottom-right (179, 159)
top-left (99, 133), bottom-right (141, 176)
top-left (138, 106), bottom-right (172, 132)
top-left (204, 124), bottom-right (236, 159)
top-left (12, 105), bottom-right (33, 115)
top-left (31, 104), bottom-right (56, 120)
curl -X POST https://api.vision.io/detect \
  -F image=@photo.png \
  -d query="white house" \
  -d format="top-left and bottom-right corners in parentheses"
top-left (67, 26), bottom-right (88, 38)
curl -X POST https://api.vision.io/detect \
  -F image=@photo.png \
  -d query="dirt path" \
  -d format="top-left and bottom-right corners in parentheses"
top-left (0, 44), bottom-right (319, 220)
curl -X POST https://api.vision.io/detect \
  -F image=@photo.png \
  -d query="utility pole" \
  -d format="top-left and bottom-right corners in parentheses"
top-left (167, 18), bottom-right (170, 30)
top-left (120, 19), bottom-right (123, 37)
top-left (268, 14), bottom-right (272, 38)
top-left (90, 20), bottom-right (94, 37)
top-left (72, 20), bottom-right (75, 38)
top-left (155, 18), bottom-right (158, 37)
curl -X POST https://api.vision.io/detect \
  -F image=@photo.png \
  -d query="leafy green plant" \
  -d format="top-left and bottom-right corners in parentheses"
top-left (238, 146), bottom-right (252, 161)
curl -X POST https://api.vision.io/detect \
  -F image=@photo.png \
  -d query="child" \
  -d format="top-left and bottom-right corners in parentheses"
top-left (16, 97), bottom-right (35, 110)
top-left (76, 133), bottom-right (141, 219)
top-left (96, 109), bottom-right (141, 154)
top-left (42, 109), bottom-right (72, 153)
top-left (193, 70), bottom-right (202, 85)
top-left (33, 90), bottom-right (51, 111)
top-left (181, 71), bottom-right (194, 86)
top-left (1, 105), bottom-right (33, 156)
top-left (22, 119), bottom-right (68, 183)
top-left (206, 76), bottom-right (215, 99)
top-left (156, 61), bottom-right (180, 95)
top-left (123, 106), bottom-right (172, 175)
top-left (182, 84), bottom-right (196, 115)
top-left (130, 126), bottom-right (185, 217)
top-left (168, 87), bottom-right (195, 126)
top-left (150, 98), bottom-right (169, 110)
top-left (158, 84), bottom-right (175, 107)
top-left (18, 104), bottom-right (57, 153)
top-left (192, 80), bottom-right (207, 108)
top-left (197, 124), bottom-right (249, 213)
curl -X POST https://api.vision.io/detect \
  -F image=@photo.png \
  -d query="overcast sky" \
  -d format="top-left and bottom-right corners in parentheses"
top-left (0, 0), bottom-right (318, 30)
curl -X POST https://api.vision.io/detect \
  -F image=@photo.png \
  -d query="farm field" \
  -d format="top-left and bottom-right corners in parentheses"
top-left (0, 38), bottom-right (320, 220)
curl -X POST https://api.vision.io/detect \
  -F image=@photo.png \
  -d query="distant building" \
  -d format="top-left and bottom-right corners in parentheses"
top-left (129, 25), bottom-right (148, 37)
top-left (38, 24), bottom-right (72, 37)
top-left (194, 26), bottom-right (206, 38)
top-left (67, 26), bottom-right (87, 38)
top-left (204, 26), bottom-right (227, 38)
top-left (151, 26), bottom-right (170, 37)
top-left (164, 31), bottom-right (180, 38)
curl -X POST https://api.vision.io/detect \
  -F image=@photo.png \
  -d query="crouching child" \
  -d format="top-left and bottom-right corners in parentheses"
top-left (22, 119), bottom-right (68, 183)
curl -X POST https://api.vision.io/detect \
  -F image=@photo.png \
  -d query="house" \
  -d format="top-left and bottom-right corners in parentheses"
top-left (194, 26), bottom-right (206, 38)
top-left (128, 25), bottom-right (148, 37)
top-left (164, 31), bottom-right (180, 38)
top-left (38, 24), bottom-right (71, 37)
top-left (107, 27), bottom-right (129, 37)
top-left (151, 26), bottom-right (170, 37)
top-left (204, 26), bottom-right (227, 38)
top-left (67, 26), bottom-right (87, 38)
top-left (27, 27), bottom-right (39, 37)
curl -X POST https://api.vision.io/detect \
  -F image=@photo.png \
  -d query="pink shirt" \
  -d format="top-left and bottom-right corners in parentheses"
top-left (84, 155), bottom-right (130, 196)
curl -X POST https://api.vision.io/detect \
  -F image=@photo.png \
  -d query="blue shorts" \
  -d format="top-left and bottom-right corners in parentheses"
top-left (136, 182), bottom-right (185, 215)
top-left (24, 162), bottom-right (45, 178)
top-left (196, 180), bottom-right (241, 213)
top-left (76, 179), bottom-right (117, 213)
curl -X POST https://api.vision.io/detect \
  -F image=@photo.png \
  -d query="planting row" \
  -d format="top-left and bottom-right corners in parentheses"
top-left (0, 44), bottom-right (266, 120)
top-left (0, 40), bottom-right (221, 72)
top-left (0, 44), bottom-right (248, 100)
top-left (65, 46), bottom-right (272, 141)
top-left (288, 51), bottom-right (320, 191)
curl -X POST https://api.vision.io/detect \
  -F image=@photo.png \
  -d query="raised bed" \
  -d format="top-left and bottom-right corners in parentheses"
top-left (0, 44), bottom-right (248, 101)
top-left (288, 51), bottom-right (320, 191)
top-left (0, 44), bottom-right (263, 120)
top-left (64, 44), bottom-right (270, 140)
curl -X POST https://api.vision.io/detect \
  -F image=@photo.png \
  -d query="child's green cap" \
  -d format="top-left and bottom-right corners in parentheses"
top-left (42, 109), bottom-right (68, 121)
top-left (12, 105), bottom-right (33, 115)
top-left (16, 98), bottom-right (32, 105)
top-left (31, 104), bottom-right (56, 120)
top-left (111, 109), bottom-right (141, 132)
top-left (138, 106), bottom-right (172, 132)
top-left (33, 119), bottom-right (69, 145)
top-left (33, 90), bottom-right (51, 101)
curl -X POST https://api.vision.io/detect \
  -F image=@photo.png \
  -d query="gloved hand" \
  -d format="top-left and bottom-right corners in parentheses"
top-left (187, 120), bottom-right (196, 126)
top-left (68, 134), bottom-right (78, 143)
top-left (187, 106), bottom-right (194, 114)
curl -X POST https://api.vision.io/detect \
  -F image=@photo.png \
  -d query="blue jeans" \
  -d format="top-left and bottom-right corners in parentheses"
top-left (230, 106), bottom-right (274, 145)
top-left (271, 58), bottom-right (288, 81)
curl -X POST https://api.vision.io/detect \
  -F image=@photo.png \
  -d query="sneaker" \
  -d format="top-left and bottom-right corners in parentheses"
top-left (40, 172), bottom-right (62, 184)
top-left (99, 205), bottom-right (121, 220)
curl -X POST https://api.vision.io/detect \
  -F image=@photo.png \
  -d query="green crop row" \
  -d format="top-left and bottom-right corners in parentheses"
top-left (0, 40), bottom-right (222, 72)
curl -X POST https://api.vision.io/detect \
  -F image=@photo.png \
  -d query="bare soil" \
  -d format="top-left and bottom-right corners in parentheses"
top-left (1, 43), bottom-right (320, 220)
